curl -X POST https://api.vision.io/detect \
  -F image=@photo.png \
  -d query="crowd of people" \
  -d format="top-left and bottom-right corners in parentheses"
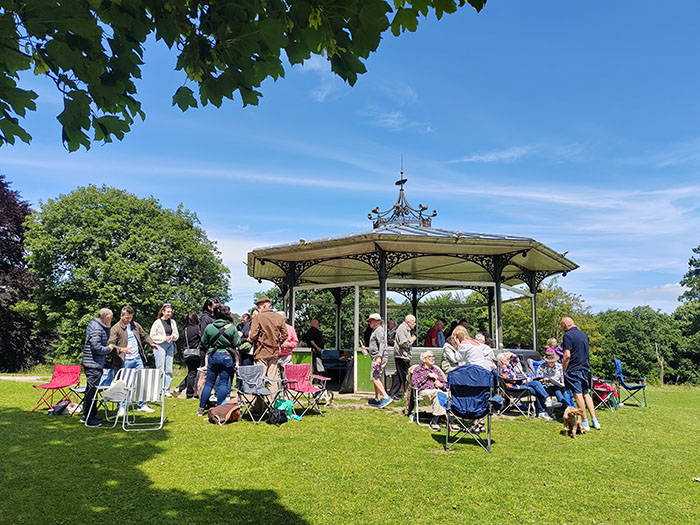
top-left (81, 298), bottom-right (600, 433)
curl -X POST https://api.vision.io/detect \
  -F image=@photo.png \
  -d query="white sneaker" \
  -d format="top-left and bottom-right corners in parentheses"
top-left (137, 405), bottom-right (155, 413)
top-left (592, 420), bottom-right (601, 430)
top-left (117, 407), bottom-right (126, 417)
top-left (163, 391), bottom-right (173, 398)
top-left (550, 398), bottom-right (562, 408)
top-left (538, 412), bottom-right (554, 421)
top-left (544, 397), bottom-right (553, 408)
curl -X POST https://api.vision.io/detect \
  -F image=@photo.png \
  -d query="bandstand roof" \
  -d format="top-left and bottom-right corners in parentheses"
top-left (247, 223), bottom-right (578, 289)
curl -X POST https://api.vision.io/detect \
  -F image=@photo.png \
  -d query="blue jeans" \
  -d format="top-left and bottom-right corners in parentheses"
top-left (526, 380), bottom-right (553, 415)
top-left (99, 368), bottom-right (115, 387)
top-left (549, 387), bottom-right (570, 407)
top-left (123, 357), bottom-right (145, 408)
top-left (199, 352), bottom-right (235, 410)
top-left (154, 341), bottom-right (176, 392)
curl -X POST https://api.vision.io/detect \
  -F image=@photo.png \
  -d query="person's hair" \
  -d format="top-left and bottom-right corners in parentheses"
top-left (475, 333), bottom-right (485, 343)
top-left (121, 305), bottom-right (134, 316)
top-left (458, 319), bottom-right (468, 325)
top-left (213, 304), bottom-right (233, 321)
top-left (388, 318), bottom-right (397, 326)
top-left (241, 312), bottom-right (250, 321)
top-left (405, 314), bottom-right (416, 323)
top-left (420, 350), bottom-right (434, 361)
top-left (547, 337), bottom-right (558, 348)
top-left (98, 308), bottom-right (113, 320)
top-left (202, 298), bottom-right (218, 312)
top-left (446, 334), bottom-right (460, 349)
top-left (452, 325), bottom-right (470, 341)
top-left (157, 304), bottom-right (172, 319)
top-left (186, 311), bottom-right (199, 327)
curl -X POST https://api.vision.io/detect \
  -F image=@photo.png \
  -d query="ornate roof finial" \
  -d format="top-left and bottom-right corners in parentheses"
top-left (367, 159), bottom-right (437, 229)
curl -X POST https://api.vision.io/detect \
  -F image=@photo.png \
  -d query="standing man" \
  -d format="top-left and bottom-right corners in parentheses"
top-left (424, 319), bottom-right (442, 347)
top-left (81, 308), bottom-right (114, 427)
top-left (108, 305), bottom-right (159, 413)
top-left (366, 313), bottom-right (392, 408)
top-left (561, 316), bottom-right (600, 431)
top-left (236, 312), bottom-right (253, 366)
top-left (302, 319), bottom-right (325, 374)
top-left (248, 297), bottom-right (288, 403)
top-left (437, 318), bottom-right (447, 347)
top-left (386, 318), bottom-right (397, 347)
top-left (387, 314), bottom-right (417, 400)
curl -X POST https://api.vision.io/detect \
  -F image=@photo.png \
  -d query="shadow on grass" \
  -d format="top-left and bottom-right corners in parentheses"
top-left (430, 431), bottom-right (498, 451)
top-left (0, 407), bottom-right (308, 524)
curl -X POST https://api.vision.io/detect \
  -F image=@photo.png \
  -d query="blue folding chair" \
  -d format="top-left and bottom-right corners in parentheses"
top-left (444, 365), bottom-right (502, 453)
top-left (613, 358), bottom-right (647, 408)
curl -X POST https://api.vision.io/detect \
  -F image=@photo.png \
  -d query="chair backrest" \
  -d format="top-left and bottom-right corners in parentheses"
top-left (613, 358), bottom-right (623, 380)
top-left (115, 368), bottom-right (139, 386)
top-left (52, 365), bottom-right (81, 385)
top-left (237, 365), bottom-right (265, 394)
top-left (285, 364), bottom-right (311, 389)
top-left (130, 369), bottom-right (164, 403)
top-left (529, 359), bottom-right (545, 377)
top-left (447, 365), bottom-right (494, 419)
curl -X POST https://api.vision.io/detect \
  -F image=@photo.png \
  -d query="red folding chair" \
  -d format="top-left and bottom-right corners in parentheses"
top-left (284, 364), bottom-right (330, 417)
top-left (31, 365), bottom-right (81, 412)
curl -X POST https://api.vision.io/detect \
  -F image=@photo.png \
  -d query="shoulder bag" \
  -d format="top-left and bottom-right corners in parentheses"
top-left (182, 327), bottom-right (200, 360)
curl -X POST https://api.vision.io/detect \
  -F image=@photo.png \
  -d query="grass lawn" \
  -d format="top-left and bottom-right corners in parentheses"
top-left (1, 377), bottom-right (699, 524)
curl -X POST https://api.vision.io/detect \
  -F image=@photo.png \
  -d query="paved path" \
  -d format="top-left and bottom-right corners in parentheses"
top-left (0, 375), bottom-right (47, 383)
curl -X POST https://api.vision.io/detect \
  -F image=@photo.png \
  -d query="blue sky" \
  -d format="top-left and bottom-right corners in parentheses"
top-left (2, 1), bottom-right (699, 315)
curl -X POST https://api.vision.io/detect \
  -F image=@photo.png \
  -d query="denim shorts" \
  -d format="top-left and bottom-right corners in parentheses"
top-left (565, 369), bottom-right (590, 395)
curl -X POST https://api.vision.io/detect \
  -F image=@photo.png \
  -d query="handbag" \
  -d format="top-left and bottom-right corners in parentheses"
top-left (207, 401), bottom-right (241, 425)
top-left (182, 327), bottom-right (200, 360)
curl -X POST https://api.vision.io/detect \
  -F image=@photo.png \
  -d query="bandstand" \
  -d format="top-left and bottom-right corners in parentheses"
top-left (247, 179), bottom-right (578, 391)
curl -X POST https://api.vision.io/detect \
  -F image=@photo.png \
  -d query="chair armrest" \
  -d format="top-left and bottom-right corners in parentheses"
top-left (311, 374), bottom-right (331, 381)
top-left (264, 376), bottom-right (284, 384)
top-left (285, 378), bottom-right (300, 386)
top-left (625, 377), bottom-right (646, 383)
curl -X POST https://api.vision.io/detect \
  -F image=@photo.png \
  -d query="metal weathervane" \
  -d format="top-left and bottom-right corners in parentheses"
top-left (367, 158), bottom-right (437, 229)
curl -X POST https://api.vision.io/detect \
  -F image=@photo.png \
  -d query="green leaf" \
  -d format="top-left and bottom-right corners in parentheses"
top-left (391, 7), bottom-right (419, 36)
top-left (172, 86), bottom-right (198, 111)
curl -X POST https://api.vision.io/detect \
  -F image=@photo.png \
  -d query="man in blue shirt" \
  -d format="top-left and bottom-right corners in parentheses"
top-left (561, 316), bottom-right (600, 431)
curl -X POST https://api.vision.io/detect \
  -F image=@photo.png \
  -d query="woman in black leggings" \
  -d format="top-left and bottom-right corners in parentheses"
top-left (173, 311), bottom-right (202, 398)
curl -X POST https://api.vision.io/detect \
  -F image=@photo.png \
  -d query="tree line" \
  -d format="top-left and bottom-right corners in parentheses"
top-left (1, 175), bottom-right (698, 384)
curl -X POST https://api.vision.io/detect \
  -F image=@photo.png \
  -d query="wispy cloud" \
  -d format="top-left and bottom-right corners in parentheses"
top-left (619, 136), bottom-right (700, 168)
top-left (446, 146), bottom-right (532, 164)
top-left (297, 55), bottom-right (345, 103)
top-left (359, 105), bottom-right (428, 132)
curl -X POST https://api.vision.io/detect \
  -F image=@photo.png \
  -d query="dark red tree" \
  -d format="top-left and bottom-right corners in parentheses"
top-left (0, 175), bottom-right (50, 371)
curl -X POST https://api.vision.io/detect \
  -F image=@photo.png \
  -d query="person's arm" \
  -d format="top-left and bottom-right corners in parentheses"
top-left (411, 367), bottom-right (427, 389)
top-left (395, 326), bottom-right (411, 349)
top-left (171, 320), bottom-right (179, 342)
top-left (89, 323), bottom-right (112, 356)
top-left (227, 325), bottom-right (241, 347)
top-left (278, 322), bottom-right (288, 346)
top-left (248, 318), bottom-right (260, 346)
top-left (150, 320), bottom-right (165, 344)
top-left (562, 349), bottom-right (571, 375)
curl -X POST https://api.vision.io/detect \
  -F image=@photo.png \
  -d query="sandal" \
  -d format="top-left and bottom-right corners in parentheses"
top-left (429, 423), bottom-right (441, 431)
top-left (449, 424), bottom-right (461, 432)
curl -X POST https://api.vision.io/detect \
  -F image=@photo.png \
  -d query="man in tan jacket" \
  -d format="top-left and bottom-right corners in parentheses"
top-left (248, 297), bottom-right (288, 398)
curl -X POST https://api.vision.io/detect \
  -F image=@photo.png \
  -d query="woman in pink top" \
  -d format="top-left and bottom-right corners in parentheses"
top-left (278, 317), bottom-right (298, 379)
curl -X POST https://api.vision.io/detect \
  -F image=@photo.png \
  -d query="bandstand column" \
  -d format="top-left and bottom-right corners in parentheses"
top-left (493, 256), bottom-right (504, 350)
top-left (285, 262), bottom-right (296, 327)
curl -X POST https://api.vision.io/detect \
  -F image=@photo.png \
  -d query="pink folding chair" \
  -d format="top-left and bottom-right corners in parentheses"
top-left (284, 364), bottom-right (330, 417)
top-left (31, 365), bottom-right (81, 412)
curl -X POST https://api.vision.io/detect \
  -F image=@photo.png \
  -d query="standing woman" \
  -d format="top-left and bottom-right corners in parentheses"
top-left (173, 311), bottom-right (202, 398)
top-left (197, 304), bottom-right (240, 416)
top-left (150, 303), bottom-right (179, 397)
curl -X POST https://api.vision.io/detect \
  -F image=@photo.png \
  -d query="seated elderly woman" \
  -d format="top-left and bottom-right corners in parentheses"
top-left (498, 352), bottom-right (556, 420)
top-left (535, 350), bottom-right (568, 408)
top-left (412, 350), bottom-right (455, 431)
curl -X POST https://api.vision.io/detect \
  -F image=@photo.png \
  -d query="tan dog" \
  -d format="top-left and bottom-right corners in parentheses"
top-left (562, 406), bottom-right (587, 438)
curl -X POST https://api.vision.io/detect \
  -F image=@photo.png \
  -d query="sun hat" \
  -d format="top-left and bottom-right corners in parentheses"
top-left (544, 350), bottom-right (558, 362)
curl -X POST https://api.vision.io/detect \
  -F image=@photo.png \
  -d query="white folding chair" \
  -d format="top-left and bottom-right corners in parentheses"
top-left (123, 369), bottom-right (166, 431)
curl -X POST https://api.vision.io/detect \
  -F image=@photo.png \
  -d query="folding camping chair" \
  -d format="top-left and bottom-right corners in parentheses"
top-left (235, 365), bottom-right (282, 424)
top-left (85, 368), bottom-right (138, 428)
top-left (444, 365), bottom-right (502, 453)
top-left (122, 369), bottom-right (165, 431)
top-left (592, 378), bottom-right (618, 413)
top-left (497, 375), bottom-right (536, 418)
top-left (284, 364), bottom-right (330, 417)
top-left (68, 386), bottom-right (86, 416)
top-left (614, 358), bottom-right (647, 408)
top-left (31, 365), bottom-right (81, 412)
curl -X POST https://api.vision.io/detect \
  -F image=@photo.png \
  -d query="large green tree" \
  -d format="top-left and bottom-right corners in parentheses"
top-left (680, 245), bottom-right (700, 302)
top-left (23, 185), bottom-right (230, 361)
top-left (1, 0), bottom-right (486, 150)
top-left (0, 174), bottom-right (52, 371)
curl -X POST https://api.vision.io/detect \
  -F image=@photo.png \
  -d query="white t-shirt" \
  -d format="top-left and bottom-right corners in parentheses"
top-left (126, 324), bottom-right (140, 360)
top-left (459, 341), bottom-right (493, 371)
